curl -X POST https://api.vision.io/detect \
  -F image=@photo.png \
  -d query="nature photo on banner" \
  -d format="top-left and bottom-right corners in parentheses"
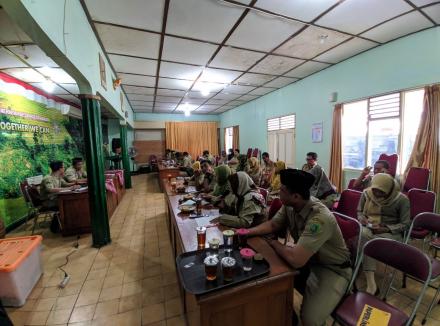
top-left (0, 73), bottom-right (83, 228)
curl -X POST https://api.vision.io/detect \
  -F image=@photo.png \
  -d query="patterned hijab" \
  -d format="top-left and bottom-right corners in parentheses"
top-left (270, 161), bottom-right (286, 191)
top-left (212, 165), bottom-right (231, 196)
top-left (192, 161), bottom-right (201, 171)
top-left (247, 157), bottom-right (260, 175)
top-left (363, 173), bottom-right (401, 224)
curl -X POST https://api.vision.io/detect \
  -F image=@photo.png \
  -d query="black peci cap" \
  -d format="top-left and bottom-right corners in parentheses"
top-left (280, 169), bottom-right (315, 197)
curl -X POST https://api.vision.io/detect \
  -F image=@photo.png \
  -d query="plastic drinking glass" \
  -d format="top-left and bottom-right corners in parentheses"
top-left (240, 248), bottom-right (256, 271)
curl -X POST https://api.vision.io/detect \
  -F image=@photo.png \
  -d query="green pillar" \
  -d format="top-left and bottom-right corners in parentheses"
top-left (120, 123), bottom-right (132, 189)
top-left (80, 95), bottom-right (111, 247)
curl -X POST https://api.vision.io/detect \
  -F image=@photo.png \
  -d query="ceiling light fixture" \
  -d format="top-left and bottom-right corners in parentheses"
top-left (319, 34), bottom-right (328, 44)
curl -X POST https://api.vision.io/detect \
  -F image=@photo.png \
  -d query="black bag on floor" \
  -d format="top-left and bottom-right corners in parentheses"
top-left (0, 300), bottom-right (13, 326)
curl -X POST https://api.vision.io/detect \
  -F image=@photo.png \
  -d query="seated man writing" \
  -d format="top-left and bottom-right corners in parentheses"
top-left (64, 157), bottom-right (87, 184)
top-left (247, 169), bottom-right (351, 326)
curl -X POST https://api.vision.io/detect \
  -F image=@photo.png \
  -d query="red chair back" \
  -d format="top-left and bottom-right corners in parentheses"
top-left (333, 212), bottom-right (362, 266)
top-left (410, 212), bottom-right (440, 236)
top-left (268, 198), bottom-right (283, 220)
top-left (347, 178), bottom-right (363, 191)
top-left (247, 148), bottom-right (252, 158)
top-left (334, 189), bottom-right (362, 220)
top-left (378, 153), bottom-right (398, 177)
top-left (403, 167), bottom-right (430, 193)
top-left (252, 148), bottom-right (259, 158)
top-left (408, 188), bottom-right (436, 219)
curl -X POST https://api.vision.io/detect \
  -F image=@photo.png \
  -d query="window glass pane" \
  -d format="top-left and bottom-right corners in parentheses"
top-left (280, 115), bottom-right (295, 129)
top-left (225, 127), bottom-right (233, 151)
top-left (401, 89), bottom-right (424, 171)
top-left (367, 118), bottom-right (400, 167)
top-left (342, 101), bottom-right (367, 169)
top-left (267, 118), bottom-right (280, 131)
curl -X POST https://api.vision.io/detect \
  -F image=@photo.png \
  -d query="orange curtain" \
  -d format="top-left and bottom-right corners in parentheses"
top-left (165, 121), bottom-right (219, 159)
top-left (403, 85), bottom-right (440, 209)
top-left (232, 125), bottom-right (240, 150)
top-left (329, 104), bottom-right (343, 192)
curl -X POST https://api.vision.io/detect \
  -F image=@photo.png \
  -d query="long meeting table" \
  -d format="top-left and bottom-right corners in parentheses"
top-left (162, 178), bottom-right (295, 326)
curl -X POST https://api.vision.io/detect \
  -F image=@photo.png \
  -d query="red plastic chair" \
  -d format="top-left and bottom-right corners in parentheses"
top-left (378, 153), bottom-right (398, 177)
top-left (407, 188), bottom-right (436, 244)
top-left (268, 198), bottom-right (282, 220)
top-left (334, 189), bottom-right (363, 220)
top-left (402, 167), bottom-right (430, 194)
top-left (347, 178), bottom-right (364, 191)
top-left (333, 212), bottom-right (362, 267)
top-left (251, 148), bottom-right (259, 158)
top-left (246, 148), bottom-right (252, 158)
top-left (333, 238), bottom-right (432, 326)
top-left (404, 212), bottom-right (440, 324)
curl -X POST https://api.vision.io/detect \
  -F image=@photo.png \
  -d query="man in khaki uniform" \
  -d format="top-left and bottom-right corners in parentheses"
top-left (40, 161), bottom-right (80, 209)
top-left (248, 169), bottom-right (351, 326)
top-left (64, 157), bottom-right (87, 183)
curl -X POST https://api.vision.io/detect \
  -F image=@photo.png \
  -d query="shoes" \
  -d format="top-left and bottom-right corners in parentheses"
top-left (292, 310), bottom-right (299, 326)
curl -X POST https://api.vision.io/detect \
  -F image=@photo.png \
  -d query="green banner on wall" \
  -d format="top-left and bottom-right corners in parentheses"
top-left (0, 78), bottom-right (82, 228)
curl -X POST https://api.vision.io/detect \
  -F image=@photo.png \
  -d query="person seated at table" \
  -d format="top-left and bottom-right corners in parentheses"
top-left (305, 153), bottom-right (338, 209)
top-left (211, 165), bottom-right (231, 202)
top-left (260, 152), bottom-right (275, 189)
top-left (301, 151), bottom-right (318, 172)
top-left (352, 160), bottom-right (390, 190)
top-left (218, 150), bottom-right (228, 165)
top-left (189, 161), bottom-right (203, 186)
top-left (40, 161), bottom-right (81, 209)
top-left (201, 150), bottom-right (215, 165)
top-left (165, 148), bottom-right (172, 160)
top-left (182, 152), bottom-right (192, 168)
top-left (268, 161), bottom-right (286, 199)
top-left (246, 157), bottom-right (261, 186)
top-left (247, 169), bottom-right (352, 326)
top-left (218, 171), bottom-right (266, 228)
top-left (64, 157), bottom-right (87, 183)
top-left (237, 154), bottom-right (248, 172)
top-left (357, 173), bottom-right (410, 295)
top-left (199, 160), bottom-right (216, 193)
top-left (227, 148), bottom-right (234, 161)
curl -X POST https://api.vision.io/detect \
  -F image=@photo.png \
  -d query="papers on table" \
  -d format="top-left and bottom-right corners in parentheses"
top-left (59, 189), bottom-right (72, 193)
top-left (181, 199), bottom-right (196, 206)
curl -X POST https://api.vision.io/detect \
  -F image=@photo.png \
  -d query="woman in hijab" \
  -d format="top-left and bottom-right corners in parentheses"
top-left (268, 161), bottom-right (286, 197)
top-left (218, 172), bottom-right (266, 228)
top-left (212, 165), bottom-right (231, 197)
top-left (246, 157), bottom-right (262, 186)
top-left (357, 173), bottom-right (410, 295)
top-left (218, 150), bottom-right (228, 165)
top-left (189, 161), bottom-right (204, 188)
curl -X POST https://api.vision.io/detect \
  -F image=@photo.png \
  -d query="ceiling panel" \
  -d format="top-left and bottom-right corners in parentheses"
top-left (58, 83), bottom-right (79, 94)
top-left (315, 0), bottom-right (413, 35)
top-left (119, 73), bottom-right (156, 87)
top-left (250, 55), bottom-right (304, 75)
top-left (30, 82), bottom-right (70, 95)
top-left (212, 92), bottom-right (242, 100)
top-left (35, 67), bottom-right (75, 83)
top-left (255, 0), bottom-right (340, 22)
top-left (130, 100), bottom-right (154, 106)
top-left (362, 11), bottom-right (433, 43)
top-left (228, 100), bottom-right (247, 106)
top-left (184, 97), bottom-right (206, 105)
top-left (227, 11), bottom-right (303, 52)
top-left (159, 61), bottom-right (203, 80)
top-left (57, 95), bottom-right (81, 105)
top-left (248, 87), bottom-right (276, 96)
top-left (127, 94), bottom-right (155, 102)
top-left (196, 105), bottom-right (219, 112)
top-left (422, 4), bottom-right (440, 24)
top-left (193, 81), bottom-right (227, 93)
top-left (411, 0), bottom-right (440, 6)
top-left (285, 61), bottom-right (330, 78)
top-left (235, 73), bottom-right (276, 87)
top-left (95, 23), bottom-right (160, 58)
top-left (133, 108), bottom-right (153, 112)
top-left (85, 0), bottom-right (165, 32)
top-left (0, 48), bottom-right (27, 69)
top-left (166, 0), bottom-right (245, 42)
top-left (162, 36), bottom-right (217, 65)
top-left (274, 26), bottom-right (350, 59)
top-left (216, 105), bottom-right (236, 113)
top-left (155, 96), bottom-right (182, 103)
top-left (239, 94), bottom-right (259, 101)
top-left (7, 45), bottom-right (58, 67)
top-left (210, 46), bottom-right (266, 71)
top-left (186, 91), bottom-right (208, 99)
top-left (156, 88), bottom-right (186, 97)
top-left (264, 77), bottom-right (297, 88)
top-left (1, 68), bottom-right (47, 83)
top-left (0, 9), bottom-right (33, 44)
top-left (158, 77), bottom-right (192, 90)
top-left (109, 54), bottom-right (157, 75)
top-left (314, 38), bottom-right (377, 64)
top-left (226, 84), bottom-right (255, 94)
top-left (205, 98), bottom-right (230, 105)
top-left (199, 68), bottom-right (242, 84)
top-left (123, 85), bottom-right (155, 95)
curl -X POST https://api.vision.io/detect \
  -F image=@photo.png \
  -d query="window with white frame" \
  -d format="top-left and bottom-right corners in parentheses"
top-left (267, 114), bottom-right (296, 131)
top-left (224, 126), bottom-right (233, 152)
top-left (342, 89), bottom-right (424, 174)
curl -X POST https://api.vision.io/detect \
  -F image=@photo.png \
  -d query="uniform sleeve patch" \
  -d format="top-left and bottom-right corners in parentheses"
top-left (309, 223), bottom-right (321, 234)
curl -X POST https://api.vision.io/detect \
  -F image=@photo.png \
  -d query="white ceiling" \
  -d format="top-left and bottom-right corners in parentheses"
top-left (0, 1), bottom-right (438, 116)
top-left (83, 0), bottom-right (438, 115)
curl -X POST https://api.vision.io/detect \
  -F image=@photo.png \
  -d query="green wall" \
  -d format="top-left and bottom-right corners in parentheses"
top-left (220, 27), bottom-right (440, 173)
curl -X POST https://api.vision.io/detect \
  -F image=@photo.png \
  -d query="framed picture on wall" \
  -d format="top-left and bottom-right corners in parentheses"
top-left (312, 122), bottom-right (323, 143)
top-left (99, 53), bottom-right (107, 90)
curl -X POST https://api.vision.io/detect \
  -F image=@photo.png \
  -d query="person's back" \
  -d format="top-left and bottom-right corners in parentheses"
top-left (308, 164), bottom-right (337, 208)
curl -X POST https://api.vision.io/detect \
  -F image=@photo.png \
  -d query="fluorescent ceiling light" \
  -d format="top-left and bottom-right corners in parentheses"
top-left (41, 79), bottom-right (55, 93)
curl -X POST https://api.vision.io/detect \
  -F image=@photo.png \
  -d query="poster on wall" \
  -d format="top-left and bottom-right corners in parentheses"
top-left (312, 122), bottom-right (323, 143)
top-left (0, 73), bottom-right (83, 228)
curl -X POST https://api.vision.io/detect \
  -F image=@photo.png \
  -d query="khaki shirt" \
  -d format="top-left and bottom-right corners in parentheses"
top-left (272, 197), bottom-right (351, 276)
top-left (220, 192), bottom-right (266, 228)
top-left (64, 167), bottom-right (87, 182)
top-left (40, 175), bottom-right (70, 206)
top-left (182, 156), bottom-right (192, 168)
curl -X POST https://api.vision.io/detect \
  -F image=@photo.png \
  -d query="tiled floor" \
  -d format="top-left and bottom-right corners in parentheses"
top-left (5, 173), bottom-right (440, 325)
